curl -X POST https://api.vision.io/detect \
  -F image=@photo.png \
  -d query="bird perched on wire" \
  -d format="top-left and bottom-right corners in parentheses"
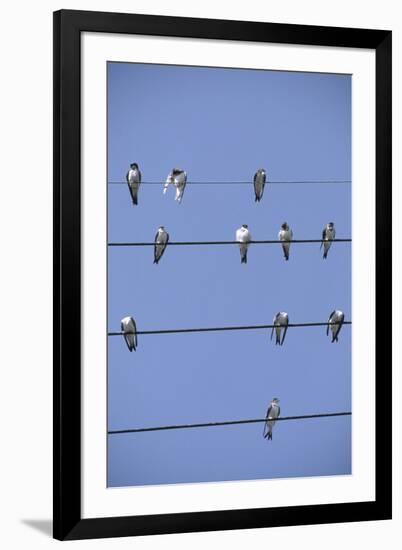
top-left (126, 162), bottom-right (141, 205)
top-left (236, 224), bottom-right (252, 264)
top-left (278, 222), bottom-right (293, 261)
top-left (163, 168), bottom-right (187, 203)
top-left (253, 168), bottom-right (266, 202)
top-left (121, 316), bottom-right (138, 352)
top-left (154, 226), bottom-right (169, 264)
top-left (327, 310), bottom-right (345, 343)
top-left (263, 398), bottom-right (281, 441)
top-left (271, 312), bottom-right (289, 345)
top-left (321, 222), bottom-right (336, 259)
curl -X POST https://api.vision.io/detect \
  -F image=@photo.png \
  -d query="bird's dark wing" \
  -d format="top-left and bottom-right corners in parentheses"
top-left (271, 314), bottom-right (279, 340)
top-left (154, 232), bottom-right (160, 262)
top-left (334, 313), bottom-right (345, 340)
top-left (126, 171), bottom-right (138, 203)
top-left (121, 321), bottom-right (131, 351)
top-left (263, 405), bottom-right (273, 438)
top-left (253, 172), bottom-right (264, 200)
top-left (138, 170), bottom-right (142, 183)
top-left (327, 310), bottom-right (335, 335)
top-left (160, 233), bottom-right (169, 259)
top-left (281, 322), bottom-right (288, 345)
top-left (131, 317), bottom-right (137, 350)
top-left (277, 406), bottom-right (280, 417)
top-left (253, 174), bottom-right (258, 200)
top-left (320, 227), bottom-right (326, 249)
top-left (181, 176), bottom-right (187, 199)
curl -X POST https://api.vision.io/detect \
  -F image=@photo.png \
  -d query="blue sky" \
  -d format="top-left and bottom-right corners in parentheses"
top-left (107, 62), bottom-right (351, 487)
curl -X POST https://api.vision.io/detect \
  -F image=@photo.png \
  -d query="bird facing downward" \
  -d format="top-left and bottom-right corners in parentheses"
top-left (236, 224), bottom-right (252, 264)
top-left (263, 398), bottom-right (281, 441)
top-left (126, 162), bottom-right (141, 206)
top-left (253, 168), bottom-right (266, 202)
top-left (121, 316), bottom-right (138, 352)
top-left (278, 222), bottom-right (293, 261)
top-left (163, 168), bottom-right (187, 203)
top-left (271, 312), bottom-right (289, 345)
top-left (327, 310), bottom-right (345, 343)
top-left (154, 226), bottom-right (169, 264)
top-left (321, 222), bottom-right (336, 259)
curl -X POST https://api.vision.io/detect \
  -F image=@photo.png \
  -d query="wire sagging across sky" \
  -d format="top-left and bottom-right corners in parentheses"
top-left (109, 320), bottom-right (351, 337)
top-left (108, 411), bottom-right (352, 435)
top-left (116, 314), bottom-right (349, 353)
top-left (109, 180), bottom-right (352, 185)
top-left (108, 238), bottom-right (352, 247)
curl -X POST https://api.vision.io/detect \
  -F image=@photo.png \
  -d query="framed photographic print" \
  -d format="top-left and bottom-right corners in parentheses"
top-left (53, 9), bottom-right (392, 540)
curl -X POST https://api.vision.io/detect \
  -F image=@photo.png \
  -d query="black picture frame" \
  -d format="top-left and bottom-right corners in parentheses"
top-left (53, 9), bottom-right (392, 541)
